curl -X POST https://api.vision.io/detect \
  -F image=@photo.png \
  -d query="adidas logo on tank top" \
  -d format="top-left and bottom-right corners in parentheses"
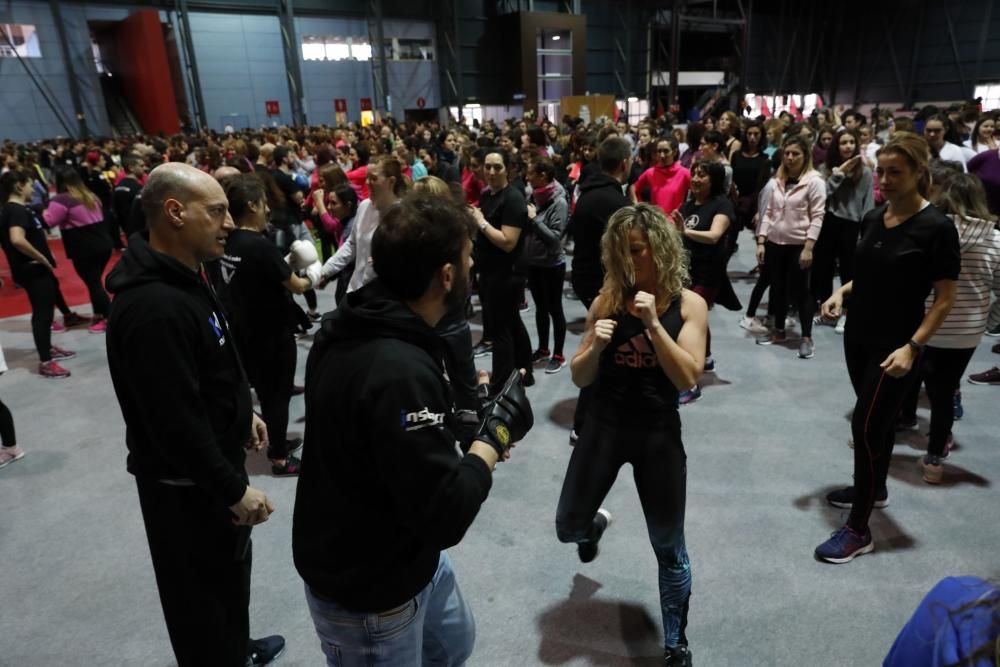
top-left (614, 332), bottom-right (658, 368)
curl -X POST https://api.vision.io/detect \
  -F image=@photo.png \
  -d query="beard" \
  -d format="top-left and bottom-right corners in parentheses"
top-left (444, 266), bottom-right (470, 313)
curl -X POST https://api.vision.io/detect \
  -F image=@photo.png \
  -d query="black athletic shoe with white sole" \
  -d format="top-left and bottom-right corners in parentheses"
top-left (577, 508), bottom-right (612, 563)
top-left (665, 644), bottom-right (693, 666)
top-left (247, 635), bottom-right (285, 666)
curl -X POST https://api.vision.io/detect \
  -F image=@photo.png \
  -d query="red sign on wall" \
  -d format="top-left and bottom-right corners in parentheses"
top-left (334, 99), bottom-right (347, 113)
top-left (416, 97), bottom-right (426, 109)
top-left (265, 100), bottom-right (280, 116)
top-left (360, 98), bottom-right (373, 112)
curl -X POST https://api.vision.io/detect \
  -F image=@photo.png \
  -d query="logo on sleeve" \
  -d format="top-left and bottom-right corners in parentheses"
top-left (401, 407), bottom-right (446, 431)
top-left (208, 313), bottom-right (226, 346)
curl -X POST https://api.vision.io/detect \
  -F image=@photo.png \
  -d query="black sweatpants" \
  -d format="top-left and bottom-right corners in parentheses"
top-left (0, 398), bottom-right (15, 447)
top-left (844, 337), bottom-right (920, 532)
top-left (19, 266), bottom-right (56, 362)
top-left (899, 346), bottom-right (977, 458)
top-left (246, 330), bottom-right (296, 460)
top-left (70, 250), bottom-right (112, 318)
top-left (136, 478), bottom-right (251, 667)
top-left (764, 241), bottom-right (813, 337)
top-left (570, 270), bottom-right (603, 433)
top-left (811, 214), bottom-right (859, 306)
top-left (528, 263), bottom-right (567, 356)
top-left (480, 270), bottom-right (532, 393)
top-left (556, 413), bottom-right (691, 648)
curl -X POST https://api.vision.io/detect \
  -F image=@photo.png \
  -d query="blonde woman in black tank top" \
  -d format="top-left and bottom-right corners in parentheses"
top-left (555, 204), bottom-right (708, 666)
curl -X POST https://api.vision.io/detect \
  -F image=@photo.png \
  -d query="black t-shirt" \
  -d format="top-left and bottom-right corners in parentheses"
top-left (217, 229), bottom-right (294, 342)
top-left (476, 185), bottom-right (527, 275)
top-left (0, 202), bottom-right (55, 280)
top-left (273, 169), bottom-right (303, 226)
top-left (113, 177), bottom-right (142, 233)
top-left (681, 196), bottom-right (734, 277)
top-left (848, 203), bottom-right (960, 349)
top-left (730, 152), bottom-right (770, 198)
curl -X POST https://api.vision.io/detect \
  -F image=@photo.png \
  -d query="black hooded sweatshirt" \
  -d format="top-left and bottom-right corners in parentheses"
top-left (105, 234), bottom-right (252, 508)
top-left (569, 173), bottom-right (630, 281)
top-left (293, 280), bottom-right (493, 612)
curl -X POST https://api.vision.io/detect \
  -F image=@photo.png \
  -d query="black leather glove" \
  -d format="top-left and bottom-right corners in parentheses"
top-left (474, 370), bottom-right (533, 458)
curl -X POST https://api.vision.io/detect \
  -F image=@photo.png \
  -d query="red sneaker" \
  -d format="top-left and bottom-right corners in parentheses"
top-left (39, 360), bottom-right (71, 379)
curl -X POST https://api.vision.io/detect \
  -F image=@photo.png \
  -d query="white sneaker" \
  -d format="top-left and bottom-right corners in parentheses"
top-left (835, 314), bottom-right (847, 334)
top-left (739, 315), bottom-right (769, 334)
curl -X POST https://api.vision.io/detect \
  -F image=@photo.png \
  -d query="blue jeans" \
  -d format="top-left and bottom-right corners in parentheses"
top-left (305, 552), bottom-right (475, 666)
top-left (556, 413), bottom-right (692, 648)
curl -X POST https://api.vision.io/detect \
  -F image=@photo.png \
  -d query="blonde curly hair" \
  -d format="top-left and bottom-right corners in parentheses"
top-left (597, 203), bottom-right (689, 318)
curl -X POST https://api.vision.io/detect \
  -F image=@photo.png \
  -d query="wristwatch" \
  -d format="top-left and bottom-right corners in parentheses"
top-left (479, 221), bottom-right (489, 232)
top-left (906, 339), bottom-right (924, 353)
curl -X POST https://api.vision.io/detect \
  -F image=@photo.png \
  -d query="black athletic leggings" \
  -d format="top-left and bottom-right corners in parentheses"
top-left (436, 306), bottom-right (479, 413)
top-left (811, 214), bottom-right (859, 306)
top-left (745, 270), bottom-right (771, 318)
top-left (70, 250), bottom-right (112, 318)
top-left (570, 272), bottom-right (603, 433)
top-left (480, 270), bottom-right (532, 392)
top-left (245, 330), bottom-right (296, 460)
top-left (899, 346), bottom-right (977, 457)
top-left (764, 241), bottom-right (813, 337)
top-left (527, 263), bottom-right (567, 356)
top-left (556, 413), bottom-right (691, 648)
top-left (304, 289), bottom-right (318, 312)
top-left (0, 398), bottom-right (15, 447)
top-left (844, 337), bottom-right (920, 532)
top-left (19, 266), bottom-right (56, 362)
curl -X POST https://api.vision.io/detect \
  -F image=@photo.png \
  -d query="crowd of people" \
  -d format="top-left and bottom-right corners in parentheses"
top-left (1, 99), bottom-right (1000, 666)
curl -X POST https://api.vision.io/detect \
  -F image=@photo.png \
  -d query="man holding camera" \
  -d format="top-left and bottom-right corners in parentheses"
top-left (292, 190), bottom-right (533, 664)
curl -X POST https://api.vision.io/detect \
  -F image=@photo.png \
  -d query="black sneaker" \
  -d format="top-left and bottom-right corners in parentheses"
top-left (894, 416), bottom-right (918, 432)
top-left (247, 635), bottom-right (285, 666)
top-left (577, 508), bottom-right (612, 563)
top-left (545, 355), bottom-right (566, 374)
top-left (665, 644), bottom-right (693, 666)
top-left (308, 310), bottom-right (322, 322)
top-left (472, 341), bottom-right (493, 357)
top-left (286, 438), bottom-right (303, 456)
top-left (985, 322), bottom-right (1000, 337)
top-left (531, 348), bottom-right (551, 364)
top-left (569, 429), bottom-right (579, 446)
top-left (826, 486), bottom-right (889, 509)
top-left (271, 455), bottom-right (301, 477)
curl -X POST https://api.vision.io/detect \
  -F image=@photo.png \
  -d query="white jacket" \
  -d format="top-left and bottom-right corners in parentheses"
top-left (320, 198), bottom-right (380, 293)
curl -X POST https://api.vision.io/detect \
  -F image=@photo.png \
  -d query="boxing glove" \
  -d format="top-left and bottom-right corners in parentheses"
top-left (287, 239), bottom-right (318, 271)
top-left (302, 261), bottom-right (322, 288)
top-left (474, 370), bottom-right (533, 458)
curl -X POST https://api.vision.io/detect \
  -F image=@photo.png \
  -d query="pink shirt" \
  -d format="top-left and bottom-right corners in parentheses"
top-left (759, 171), bottom-right (826, 244)
top-left (635, 163), bottom-right (691, 215)
top-left (43, 194), bottom-right (104, 231)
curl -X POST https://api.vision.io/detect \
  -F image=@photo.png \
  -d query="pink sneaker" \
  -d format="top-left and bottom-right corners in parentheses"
top-left (39, 360), bottom-right (71, 379)
top-left (0, 445), bottom-right (25, 469)
top-left (50, 346), bottom-right (76, 361)
top-left (51, 319), bottom-right (66, 333)
top-left (88, 318), bottom-right (107, 334)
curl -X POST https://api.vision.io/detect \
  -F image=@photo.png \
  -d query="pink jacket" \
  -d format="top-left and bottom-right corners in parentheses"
top-left (43, 194), bottom-right (104, 231)
top-left (635, 163), bottom-right (691, 214)
top-left (759, 170), bottom-right (826, 244)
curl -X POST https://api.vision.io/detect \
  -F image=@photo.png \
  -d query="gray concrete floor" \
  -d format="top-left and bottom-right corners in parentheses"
top-left (1, 241), bottom-right (998, 666)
